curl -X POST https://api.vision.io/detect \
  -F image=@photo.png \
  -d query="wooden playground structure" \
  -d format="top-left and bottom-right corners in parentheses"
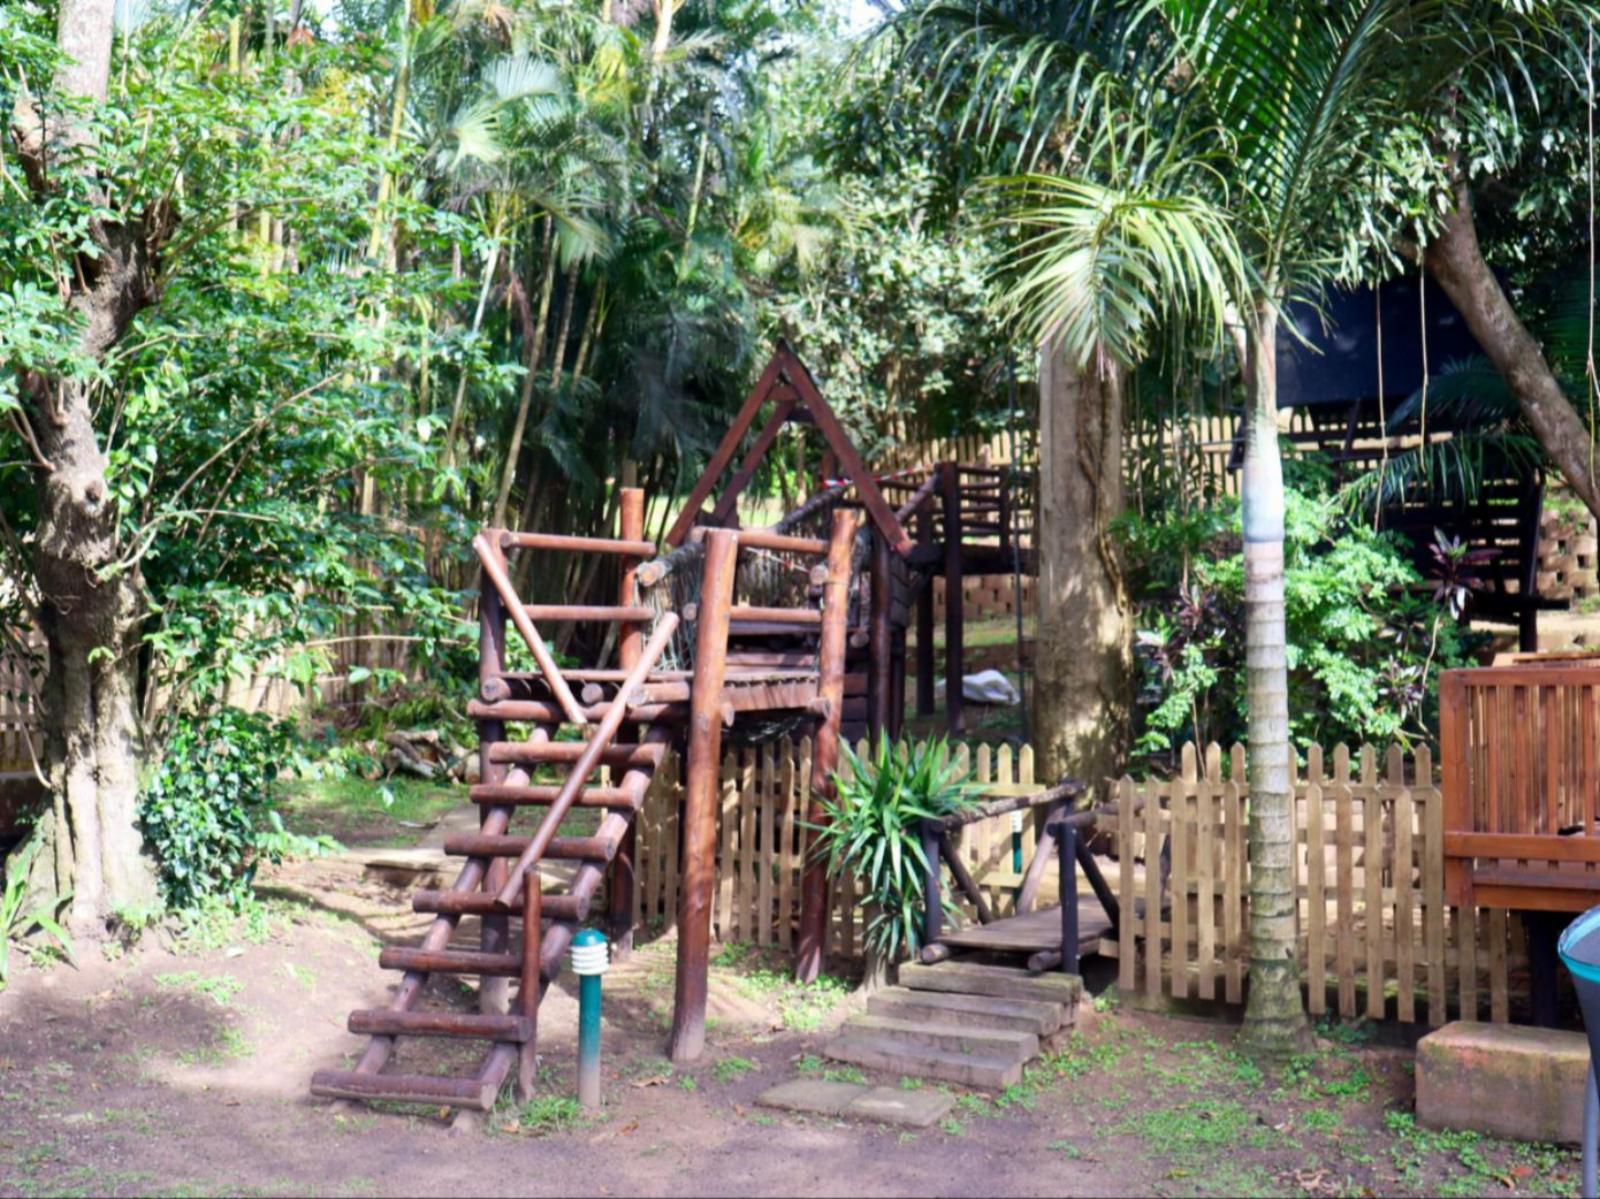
top-left (310, 343), bottom-right (1078, 1110)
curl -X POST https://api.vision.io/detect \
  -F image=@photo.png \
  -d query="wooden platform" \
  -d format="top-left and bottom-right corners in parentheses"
top-left (934, 902), bottom-right (1112, 956)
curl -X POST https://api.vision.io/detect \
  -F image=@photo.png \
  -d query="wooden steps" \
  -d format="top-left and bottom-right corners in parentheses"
top-left (866, 987), bottom-right (1062, 1036)
top-left (823, 961), bottom-right (1080, 1091)
top-left (823, 1033), bottom-right (1026, 1090)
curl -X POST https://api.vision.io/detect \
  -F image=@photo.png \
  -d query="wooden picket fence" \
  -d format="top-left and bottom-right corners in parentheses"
top-left (633, 736), bottom-right (1042, 958)
top-left (1113, 742), bottom-right (1529, 1026)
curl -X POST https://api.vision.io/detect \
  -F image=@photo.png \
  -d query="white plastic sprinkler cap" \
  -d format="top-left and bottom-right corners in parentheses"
top-left (1011, 810), bottom-right (1025, 835)
top-left (570, 930), bottom-right (609, 977)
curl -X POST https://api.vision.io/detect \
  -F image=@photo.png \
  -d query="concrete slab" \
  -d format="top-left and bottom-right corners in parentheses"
top-left (844, 1086), bottom-right (956, 1128)
top-left (1416, 1020), bottom-right (1589, 1144)
top-left (755, 1079), bottom-right (864, 1117)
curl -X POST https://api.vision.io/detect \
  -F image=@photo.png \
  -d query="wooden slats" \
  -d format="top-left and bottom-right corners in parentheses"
top-left (377, 947), bottom-right (525, 977)
top-left (727, 606), bottom-right (822, 625)
top-left (347, 1010), bottom-right (533, 1042)
top-left (310, 1069), bottom-right (499, 1111)
top-left (484, 741), bottom-right (667, 769)
top-left (500, 532), bottom-right (656, 556)
top-left (522, 604), bottom-right (655, 622)
top-left (468, 783), bottom-right (639, 808)
top-left (412, 889), bottom-right (588, 922)
top-left (443, 831), bottom-right (620, 862)
top-left (1116, 738), bottom-right (1530, 1027)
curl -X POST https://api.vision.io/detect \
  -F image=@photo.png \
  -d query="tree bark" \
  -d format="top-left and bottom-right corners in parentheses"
top-left (9, 0), bottom-right (162, 930)
top-left (492, 219), bottom-right (557, 528)
top-left (1235, 301), bottom-right (1309, 1057)
top-left (1033, 340), bottom-right (1132, 793)
top-left (1423, 179), bottom-right (1600, 521)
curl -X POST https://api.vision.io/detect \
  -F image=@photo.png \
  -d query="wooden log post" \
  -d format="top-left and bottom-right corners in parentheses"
top-left (868, 528), bottom-right (893, 745)
top-left (610, 488), bottom-right (646, 960)
top-left (795, 508), bottom-right (858, 983)
top-left (1057, 821), bottom-right (1079, 976)
top-left (517, 870), bottom-right (542, 1102)
top-left (941, 463), bottom-right (964, 734)
top-left (479, 544), bottom-right (512, 1017)
top-left (667, 528), bottom-right (738, 1063)
top-left (921, 819), bottom-right (943, 948)
top-left (916, 501), bottom-right (935, 716)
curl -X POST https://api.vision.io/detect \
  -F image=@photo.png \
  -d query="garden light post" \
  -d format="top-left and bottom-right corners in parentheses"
top-left (571, 929), bottom-right (609, 1110)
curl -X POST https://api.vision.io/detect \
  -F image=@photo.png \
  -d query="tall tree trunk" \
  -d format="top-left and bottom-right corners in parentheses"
top-left (492, 219), bottom-right (557, 528)
top-left (10, 0), bottom-right (162, 930)
top-left (1033, 340), bottom-right (1131, 792)
top-left (1236, 302), bottom-right (1309, 1057)
top-left (1423, 179), bottom-right (1600, 520)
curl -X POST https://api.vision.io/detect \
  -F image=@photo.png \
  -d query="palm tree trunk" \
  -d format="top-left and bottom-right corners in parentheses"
top-left (492, 218), bottom-right (556, 528)
top-left (1033, 340), bottom-right (1132, 790)
top-left (1236, 301), bottom-right (1309, 1057)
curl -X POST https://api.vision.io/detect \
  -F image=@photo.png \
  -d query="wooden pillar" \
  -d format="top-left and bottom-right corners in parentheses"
top-left (478, 536), bottom-right (511, 1016)
top-left (795, 508), bottom-right (857, 983)
top-left (890, 630), bottom-right (906, 741)
top-left (517, 871), bottom-right (542, 1101)
top-left (610, 488), bottom-right (646, 959)
top-left (667, 528), bottom-right (738, 1063)
top-left (868, 528), bottom-right (892, 745)
top-left (941, 463), bottom-right (964, 734)
top-left (916, 501), bottom-right (935, 716)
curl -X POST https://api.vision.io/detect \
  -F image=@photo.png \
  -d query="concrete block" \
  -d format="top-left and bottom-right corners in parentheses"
top-left (1416, 1021), bottom-right (1590, 1144)
top-left (843, 1086), bottom-right (955, 1128)
top-left (755, 1079), bottom-right (864, 1117)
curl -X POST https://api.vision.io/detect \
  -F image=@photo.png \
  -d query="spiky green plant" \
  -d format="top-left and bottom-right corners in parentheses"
top-left (0, 842), bottom-right (73, 990)
top-left (808, 738), bottom-right (980, 961)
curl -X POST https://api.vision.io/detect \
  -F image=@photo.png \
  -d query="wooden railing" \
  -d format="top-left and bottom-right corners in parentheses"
top-left (1440, 663), bottom-right (1600, 912)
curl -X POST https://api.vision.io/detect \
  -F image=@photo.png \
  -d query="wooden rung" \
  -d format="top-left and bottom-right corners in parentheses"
top-left (378, 947), bottom-right (525, 977)
top-left (485, 741), bottom-right (666, 769)
top-left (500, 532), bottom-right (655, 557)
top-left (414, 890), bottom-right (588, 921)
top-left (347, 1010), bottom-right (533, 1042)
top-left (727, 606), bottom-right (822, 625)
top-left (468, 783), bottom-right (639, 807)
top-left (523, 604), bottom-right (654, 622)
top-left (444, 832), bottom-right (619, 862)
top-left (310, 1068), bottom-right (498, 1111)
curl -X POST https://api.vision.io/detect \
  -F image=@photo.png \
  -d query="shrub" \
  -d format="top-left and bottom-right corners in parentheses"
top-left (1120, 480), bottom-right (1478, 759)
top-left (139, 707), bottom-right (332, 909)
top-left (810, 738), bottom-right (978, 960)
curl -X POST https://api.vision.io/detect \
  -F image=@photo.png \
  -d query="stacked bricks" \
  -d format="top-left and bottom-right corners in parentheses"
top-left (932, 574), bottom-right (1037, 623)
top-left (1536, 506), bottom-right (1600, 603)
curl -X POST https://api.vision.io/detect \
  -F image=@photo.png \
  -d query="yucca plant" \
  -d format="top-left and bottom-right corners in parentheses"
top-left (808, 738), bottom-right (980, 962)
top-left (0, 841), bottom-right (74, 991)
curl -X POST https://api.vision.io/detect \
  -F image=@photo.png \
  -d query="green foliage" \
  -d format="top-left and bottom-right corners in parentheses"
top-left (0, 841), bottom-right (73, 990)
top-left (810, 737), bottom-right (978, 960)
top-left (139, 708), bottom-right (335, 910)
top-left (1122, 479), bottom-right (1476, 753)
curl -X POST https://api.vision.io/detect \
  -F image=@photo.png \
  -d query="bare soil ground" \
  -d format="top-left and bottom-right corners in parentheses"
top-left (0, 842), bottom-right (1584, 1199)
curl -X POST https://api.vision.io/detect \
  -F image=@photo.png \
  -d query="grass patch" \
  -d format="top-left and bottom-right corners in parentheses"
top-left (713, 1056), bottom-right (758, 1084)
top-left (507, 1096), bottom-right (586, 1135)
top-left (1120, 1099), bottom-right (1255, 1157)
top-left (154, 971), bottom-right (243, 1007)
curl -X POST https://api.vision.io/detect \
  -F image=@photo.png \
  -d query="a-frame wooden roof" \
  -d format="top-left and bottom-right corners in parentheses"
top-left (664, 342), bottom-right (913, 555)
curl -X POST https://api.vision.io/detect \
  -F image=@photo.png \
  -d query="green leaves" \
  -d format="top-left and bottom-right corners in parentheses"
top-left (138, 707), bottom-right (333, 911)
top-left (806, 737), bottom-right (980, 961)
top-left (0, 840), bottom-right (75, 990)
top-left (992, 169), bottom-right (1246, 370)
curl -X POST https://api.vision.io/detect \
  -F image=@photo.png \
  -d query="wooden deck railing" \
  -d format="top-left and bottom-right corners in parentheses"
top-left (1440, 663), bottom-right (1600, 912)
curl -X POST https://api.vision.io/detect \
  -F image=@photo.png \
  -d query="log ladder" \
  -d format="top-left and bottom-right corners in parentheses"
top-left (311, 492), bottom-right (678, 1110)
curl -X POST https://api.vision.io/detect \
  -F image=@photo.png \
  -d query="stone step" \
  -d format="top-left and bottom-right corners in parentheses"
top-left (823, 1032), bottom-right (1025, 1090)
top-left (843, 1014), bottom-right (1038, 1058)
top-left (868, 987), bottom-right (1062, 1036)
top-left (900, 960), bottom-right (1083, 1007)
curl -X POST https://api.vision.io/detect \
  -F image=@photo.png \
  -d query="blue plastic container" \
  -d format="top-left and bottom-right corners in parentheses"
top-left (1557, 906), bottom-right (1600, 1199)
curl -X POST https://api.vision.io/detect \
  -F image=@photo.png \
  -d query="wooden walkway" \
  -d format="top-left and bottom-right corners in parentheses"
top-left (935, 901), bottom-right (1113, 957)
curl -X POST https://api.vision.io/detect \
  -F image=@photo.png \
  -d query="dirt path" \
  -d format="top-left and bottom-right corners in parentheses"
top-left (0, 859), bottom-right (1583, 1198)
